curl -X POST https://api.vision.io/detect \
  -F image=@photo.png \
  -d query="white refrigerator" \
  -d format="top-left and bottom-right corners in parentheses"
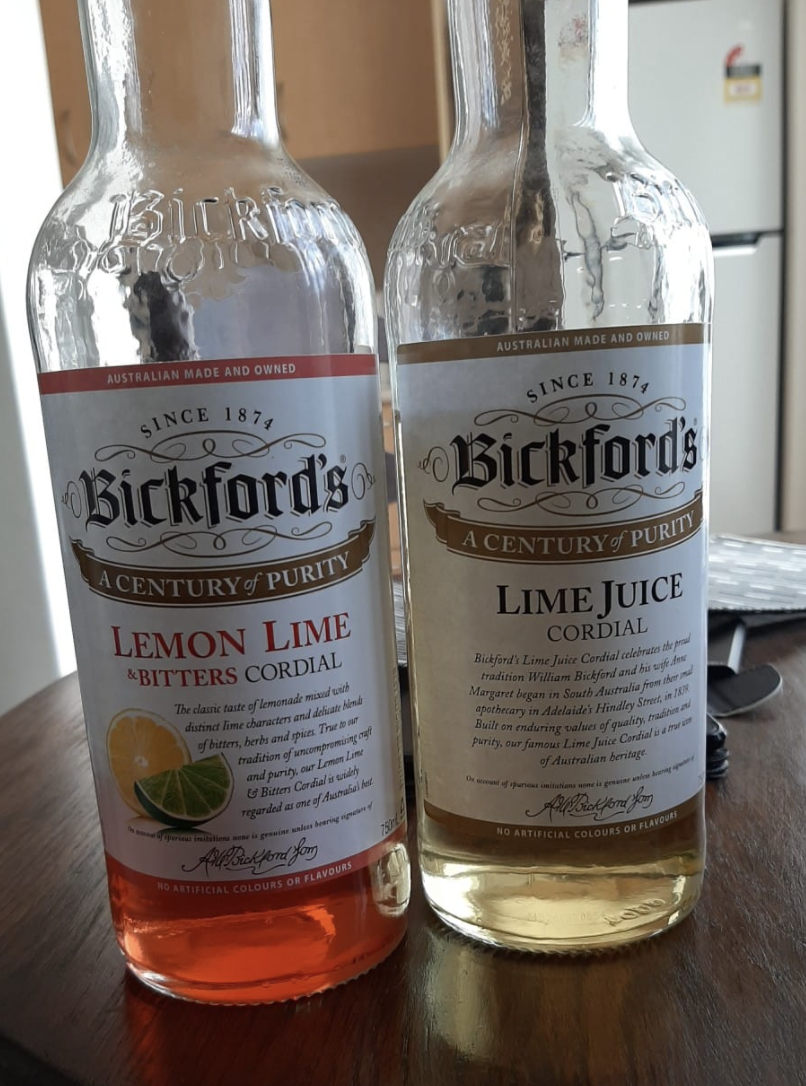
top-left (629, 0), bottom-right (785, 535)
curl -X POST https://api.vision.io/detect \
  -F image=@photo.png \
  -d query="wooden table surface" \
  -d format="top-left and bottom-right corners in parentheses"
top-left (2, 621), bottom-right (806, 1086)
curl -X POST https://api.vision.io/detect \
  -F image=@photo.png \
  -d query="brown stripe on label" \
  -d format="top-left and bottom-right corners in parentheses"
top-left (423, 793), bottom-right (702, 851)
top-left (397, 324), bottom-right (710, 365)
top-left (69, 521), bottom-right (376, 607)
top-left (424, 492), bottom-right (703, 564)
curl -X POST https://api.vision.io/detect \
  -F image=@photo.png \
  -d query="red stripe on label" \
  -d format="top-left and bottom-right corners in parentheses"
top-left (105, 834), bottom-right (395, 899)
top-left (38, 355), bottom-right (377, 394)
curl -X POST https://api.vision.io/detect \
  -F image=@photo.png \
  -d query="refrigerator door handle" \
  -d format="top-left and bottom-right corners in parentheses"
top-left (711, 232), bottom-right (764, 250)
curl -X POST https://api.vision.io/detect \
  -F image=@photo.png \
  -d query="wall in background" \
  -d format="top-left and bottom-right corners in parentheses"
top-left (0, 2), bottom-right (75, 715)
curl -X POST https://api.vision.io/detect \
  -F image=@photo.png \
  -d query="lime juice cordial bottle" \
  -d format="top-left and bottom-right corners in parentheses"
top-left (28, 0), bottom-right (409, 1002)
top-left (385, 0), bottom-right (712, 952)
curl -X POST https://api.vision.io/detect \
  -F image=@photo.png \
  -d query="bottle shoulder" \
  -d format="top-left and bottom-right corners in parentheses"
top-left (385, 127), bottom-right (712, 343)
top-left (33, 146), bottom-right (364, 265)
top-left (29, 146), bottom-right (377, 371)
top-left (391, 129), bottom-right (707, 248)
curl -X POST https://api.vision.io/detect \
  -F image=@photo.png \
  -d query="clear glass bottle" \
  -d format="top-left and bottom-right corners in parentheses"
top-left (28, 0), bottom-right (409, 1002)
top-left (385, 0), bottom-right (711, 952)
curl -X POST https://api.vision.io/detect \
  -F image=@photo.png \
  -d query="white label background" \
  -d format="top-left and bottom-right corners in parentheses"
top-left (40, 357), bottom-right (405, 892)
top-left (396, 335), bottom-right (708, 831)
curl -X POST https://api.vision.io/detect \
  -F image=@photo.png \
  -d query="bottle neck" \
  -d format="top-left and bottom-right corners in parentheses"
top-left (79, 0), bottom-right (282, 153)
top-left (448, 0), bottom-right (631, 146)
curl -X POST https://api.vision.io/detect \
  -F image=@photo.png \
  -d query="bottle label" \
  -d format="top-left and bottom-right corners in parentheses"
top-left (395, 326), bottom-right (708, 844)
top-left (39, 356), bottom-right (405, 897)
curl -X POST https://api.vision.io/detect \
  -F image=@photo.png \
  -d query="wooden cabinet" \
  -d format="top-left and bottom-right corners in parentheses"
top-left (273, 1), bottom-right (439, 159)
top-left (38, 0), bottom-right (89, 185)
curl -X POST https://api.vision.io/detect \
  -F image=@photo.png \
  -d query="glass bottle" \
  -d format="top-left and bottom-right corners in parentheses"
top-left (385, 0), bottom-right (711, 952)
top-left (28, 0), bottom-right (409, 1002)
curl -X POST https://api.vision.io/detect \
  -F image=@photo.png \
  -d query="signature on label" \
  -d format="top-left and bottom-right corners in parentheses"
top-left (182, 837), bottom-right (319, 878)
top-left (528, 786), bottom-right (655, 823)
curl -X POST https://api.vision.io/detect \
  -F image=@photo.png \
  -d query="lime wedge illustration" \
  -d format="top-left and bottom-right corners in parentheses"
top-left (134, 754), bottom-right (233, 828)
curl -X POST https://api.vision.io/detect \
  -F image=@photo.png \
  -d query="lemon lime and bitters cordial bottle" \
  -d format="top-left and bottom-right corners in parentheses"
top-left (385, 0), bottom-right (712, 952)
top-left (27, 0), bottom-right (409, 1002)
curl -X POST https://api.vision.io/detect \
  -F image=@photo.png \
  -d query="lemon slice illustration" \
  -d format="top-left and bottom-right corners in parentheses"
top-left (107, 709), bottom-right (191, 813)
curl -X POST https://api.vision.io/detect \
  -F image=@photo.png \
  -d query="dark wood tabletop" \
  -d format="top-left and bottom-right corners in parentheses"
top-left (2, 618), bottom-right (806, 1086)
